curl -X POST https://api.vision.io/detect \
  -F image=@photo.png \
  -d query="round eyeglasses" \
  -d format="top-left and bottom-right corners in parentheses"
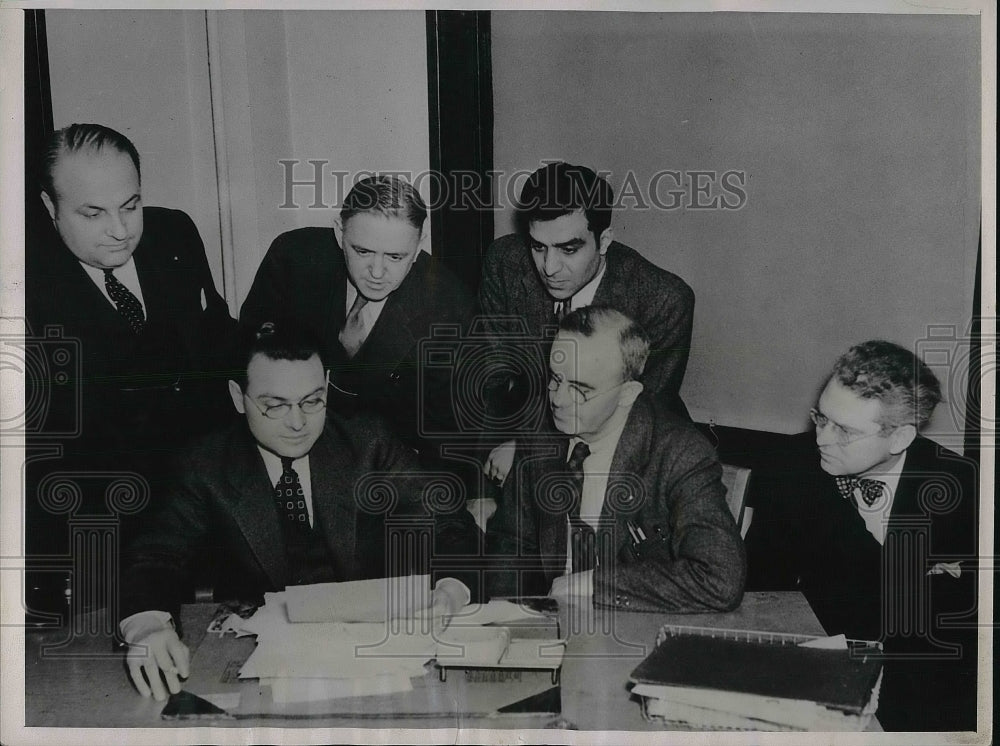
top-left (809, 408), bottom-right (884, 446)
top-left (246, 394), bottom-right (327, 420)
top-left (548, 372), bottom-right (625, 405)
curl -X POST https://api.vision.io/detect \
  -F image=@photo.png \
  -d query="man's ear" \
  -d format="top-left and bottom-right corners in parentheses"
top-left (333, 217), bottom-right (344, 249)
top-left (417, 221), bottom-right (431, 254)
top-left (888, 423), bottom-right (917, 455)
top-left (618, 380), bottom-right (644, 408)
top-left (40, 191), bottom-right (56, 222)
top-left (598, 227), bottom-right (614, 255)
top-left (228, 380), bottom-right (246, 414)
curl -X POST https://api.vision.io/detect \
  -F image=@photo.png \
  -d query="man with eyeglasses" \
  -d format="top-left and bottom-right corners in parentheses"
top-left (486, 306), bottom-right (744, 612)
top-left (117, 321), bottom-right (480, 701)
top-left (479, 162), bottom-right (694, 487)
top-left (744, 340), bottom-right (978, 731)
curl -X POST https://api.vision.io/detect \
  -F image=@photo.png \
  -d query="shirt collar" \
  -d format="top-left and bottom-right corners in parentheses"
top-left (554, 255), bottom-right (608, 313)
top-left (566, 400), bottom-right (633, 462)
top-left (257, 447), bottom-right (309, 486)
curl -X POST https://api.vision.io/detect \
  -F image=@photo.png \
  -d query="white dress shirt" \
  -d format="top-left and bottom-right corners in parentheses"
top-left (854, 451), bottom-right (906, 545)
top-left (345, 282), bottom-right (388, 343)
top-left (81, 257), bottom-right (146, 311)
top-left (553, 258), bottom-right (608, 315)
top-left (257, 448), bottom-right (314, 527)
top-left (563, 409), bottom-right (631, 575)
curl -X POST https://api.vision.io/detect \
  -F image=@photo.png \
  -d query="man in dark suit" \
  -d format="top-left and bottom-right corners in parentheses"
top-left (119, 322), bottom-right (480, 701)
top-left (745, 340), bottom-right (979, 731)
top-left (479, 162), bottom-right (694, 486)
top-left (486, 307), bottom-right (744, 612)
top-left (25, 124), bottom-right (236, 616)
top-left (240, 175), bottom-right (474, 467)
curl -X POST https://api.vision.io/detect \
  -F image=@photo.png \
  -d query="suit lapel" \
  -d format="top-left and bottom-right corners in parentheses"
top-left (308, 426), bottom-right (362, 580)
top-left (591, 242), bottom-right (624, 308)
top-left (533, 436), bottom-right (572, 579)
top-left (516, 252), bottom-right (557, 334)
top-left (602, 397), bottom-right (652, 548)
top-left (221, 427), bottom-right (288, 589)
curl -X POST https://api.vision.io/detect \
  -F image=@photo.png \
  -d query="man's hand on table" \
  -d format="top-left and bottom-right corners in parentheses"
top-left (549, 570), bottom-right (593, 599)
top-left (125, 626), bottom-right (190, 701)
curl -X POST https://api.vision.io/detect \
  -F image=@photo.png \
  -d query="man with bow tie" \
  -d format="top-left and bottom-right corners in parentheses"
top-left (745, 340), bottom-right (979, 731)
top-left (485, 306), bottom-right (744, 612)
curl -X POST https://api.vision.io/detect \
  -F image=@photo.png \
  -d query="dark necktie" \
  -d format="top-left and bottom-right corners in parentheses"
top-left (339, 293), bottom-right (369, 358)
top-left (275, 458), bottom-right (310, 527)
top-left (835, 476), bottom-right (885, 507)
top-left (566, 440), bottom-right (594, 572)
top-left (555, 299), bottom-right (572, 323)
top-left (103, 269), bottom-right (145, 334)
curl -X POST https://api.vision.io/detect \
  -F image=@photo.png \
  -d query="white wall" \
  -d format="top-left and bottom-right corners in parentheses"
top-left (44, 10), bottom-right (431, 311)
top-left (492, 11), bottom-right (980, 448)
top-left (46, 10), bottom-right (223, 290)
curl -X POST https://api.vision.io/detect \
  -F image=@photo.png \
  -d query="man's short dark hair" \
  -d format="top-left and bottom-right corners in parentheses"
top-left (515, 162), bottom-right (614, 242)
top-left (559, 305), bottom-right (650, 381)
top-left (340, 174), bottom-right (427, 231)
top-left (830, 340), bottom-right (942, 432)
top-left (235, 321), bottom-right (326, 389)
top-left (40, 124), bottom-right (142, 206)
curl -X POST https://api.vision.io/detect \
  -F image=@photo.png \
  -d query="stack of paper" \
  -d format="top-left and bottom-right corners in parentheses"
top-left (231, 576), bottom-right (441, 703)
top-left (629, 627), bottom-right (883, 731)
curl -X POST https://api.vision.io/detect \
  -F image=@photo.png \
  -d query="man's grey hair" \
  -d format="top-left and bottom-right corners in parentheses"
top-left (559, 305), bottom-right (650, 381)
top-left (830, 339), bottom-right (942, 432)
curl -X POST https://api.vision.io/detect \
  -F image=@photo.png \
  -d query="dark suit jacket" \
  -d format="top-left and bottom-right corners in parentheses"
top-left (119, 412), bottom-right (483, 621)
top-left (478, 234), bottom-right (695, 429)
top-left (240, 228), bottom-right (475, 460)
top-left (24, 207), bottom-right (237, 616)
top-left (486, 394), bottom-right (745, 612)
top-left (26, 206), bottom-right (237, 462)
top-left (744, 434), bottom-right (979, 731)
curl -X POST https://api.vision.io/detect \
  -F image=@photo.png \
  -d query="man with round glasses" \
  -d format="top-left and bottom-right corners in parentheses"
top-left (745, 340), bottom-right (978, 731)
top-left (486, 306), bottom-right (744, 612)
top-left (117, 321), bottom-right (480, 701)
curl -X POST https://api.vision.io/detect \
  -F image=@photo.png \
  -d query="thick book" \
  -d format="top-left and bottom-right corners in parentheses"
top-left (628, 626), bottom-right (882, 731)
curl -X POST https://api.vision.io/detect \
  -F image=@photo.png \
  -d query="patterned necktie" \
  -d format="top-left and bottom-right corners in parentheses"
top-left (339, 293), bottom-right (369, 358)
top-left (275, 458), bottom-right (310, 527)
top-left (103, 269), bottom-right (145, 334)
top-left (835, 476), bottom-right (885, 507)
top-left (566, 440), bottom-right (594, 572)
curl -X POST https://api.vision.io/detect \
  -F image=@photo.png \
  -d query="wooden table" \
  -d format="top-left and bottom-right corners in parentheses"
top-left (25, 591), bottom-right (828, 730)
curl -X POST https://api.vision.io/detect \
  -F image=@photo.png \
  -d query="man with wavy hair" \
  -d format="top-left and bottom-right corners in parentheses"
top-left (745, 340), bottom-right (979, 731)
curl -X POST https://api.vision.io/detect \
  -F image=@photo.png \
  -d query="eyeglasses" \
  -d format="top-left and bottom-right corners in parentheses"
top-left (809, 408), bottom-right (884, 446)
top-left (245, 393), bottom-right (327, 420)
top-left (548, 372), bottom-right (625, 405)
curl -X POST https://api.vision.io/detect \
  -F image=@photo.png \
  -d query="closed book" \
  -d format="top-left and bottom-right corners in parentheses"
top-left (629, 629), bottom-right (881, 717)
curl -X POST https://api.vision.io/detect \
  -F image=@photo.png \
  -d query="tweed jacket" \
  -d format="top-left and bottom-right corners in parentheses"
top-left (477, 233), bottom-right (695, 429)
top-left (486, 393), bottom-right (745, 612)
